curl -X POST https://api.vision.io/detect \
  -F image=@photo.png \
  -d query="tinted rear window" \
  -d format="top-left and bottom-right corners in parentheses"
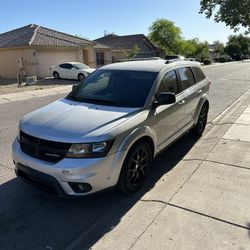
top-left (59, 63), bottom-right (72, 69)
top-left (177, 67), bottom-right (195, 91)
top-left (192, 67), bottom-right (206, 83)
top-left (158, 70), bottom-right (179, 94)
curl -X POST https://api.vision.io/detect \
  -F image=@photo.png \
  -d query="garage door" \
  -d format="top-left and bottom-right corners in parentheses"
top-left (38, 51), bottom-right (78, 77)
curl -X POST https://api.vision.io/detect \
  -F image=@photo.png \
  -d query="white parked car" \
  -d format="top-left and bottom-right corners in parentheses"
top-left (51, 62), bottom-right (95, 81)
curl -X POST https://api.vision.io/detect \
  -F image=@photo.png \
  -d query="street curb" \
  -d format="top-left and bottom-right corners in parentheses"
top-left (0, 85), bottom-right (72, 104)
top-left (202, 61), bottom-right (238, 68)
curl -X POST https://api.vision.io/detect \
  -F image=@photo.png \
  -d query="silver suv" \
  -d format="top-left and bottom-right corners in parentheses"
top-left (12, 60), bottom-right (210, 196)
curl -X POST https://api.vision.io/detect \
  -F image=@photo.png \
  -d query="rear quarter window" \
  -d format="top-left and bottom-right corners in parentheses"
top-left (192, 67), bottom-right (206, 83)
top-left (177, 67), bottom-right (195, 91)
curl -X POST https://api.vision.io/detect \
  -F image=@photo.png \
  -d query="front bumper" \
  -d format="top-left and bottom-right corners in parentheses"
top-left (12, 138), bottom-right (124, 196)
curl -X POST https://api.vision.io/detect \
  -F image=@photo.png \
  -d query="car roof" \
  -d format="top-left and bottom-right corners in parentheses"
top-left (99, 60), bottom-right (202, 72)
top-left (60, 62), bottom-right (85, 65)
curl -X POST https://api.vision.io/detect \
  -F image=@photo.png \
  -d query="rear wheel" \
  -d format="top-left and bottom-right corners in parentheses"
top-left (53, 71), bottom-right (60, 79)
top-left (118, 141), bottom-right (153, 194)
top-left (78, 73), bottom-right (85, 81)
top-left (192, 103), bottom-right (209, 137)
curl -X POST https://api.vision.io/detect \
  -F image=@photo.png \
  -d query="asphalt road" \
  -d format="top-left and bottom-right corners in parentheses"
top-left (1, 61), bottom-right (250, 250)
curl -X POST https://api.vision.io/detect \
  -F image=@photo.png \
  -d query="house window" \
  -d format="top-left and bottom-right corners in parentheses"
top-left (96, 52), bottom-right (105, 66)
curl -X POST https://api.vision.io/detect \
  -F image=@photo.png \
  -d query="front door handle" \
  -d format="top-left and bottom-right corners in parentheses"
top-left (178, 100), bottom-right (185, 105)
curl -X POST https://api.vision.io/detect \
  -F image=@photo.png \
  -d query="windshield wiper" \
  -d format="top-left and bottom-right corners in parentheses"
top-left (67, 95), bottom-right (117, 105)
top-left (82, 98), bottom-right (117, 105)
top-left (67, 95), bottom-right (82, 102)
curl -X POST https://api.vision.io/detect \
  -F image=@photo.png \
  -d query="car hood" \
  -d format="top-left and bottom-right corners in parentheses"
top-left (80, 68), bottom-right (95, 74)
top-left (20, 98), bottom-right (139, 143)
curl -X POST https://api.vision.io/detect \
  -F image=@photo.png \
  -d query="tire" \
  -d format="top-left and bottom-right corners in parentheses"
top-left (53, 72), bottom-right (60, 79)
top-left (78, 73), bottom-right (85, 81)
top-left (118, 141), bottom-right (153, 194)
top-left (192, 103), bottom-right (209, 137)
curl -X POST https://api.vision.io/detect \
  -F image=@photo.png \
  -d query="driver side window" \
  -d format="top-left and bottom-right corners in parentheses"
top-left (157, 70), bottom-right (179, 95)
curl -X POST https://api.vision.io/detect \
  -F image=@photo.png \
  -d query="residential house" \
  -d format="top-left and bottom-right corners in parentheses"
top-left (0, 24), bottom-right (112, 78)
top-left (94, 34), bottom-right (164, 62)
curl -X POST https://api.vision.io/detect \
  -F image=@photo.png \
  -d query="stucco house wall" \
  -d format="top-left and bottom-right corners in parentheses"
top-left (0, 24), bottom-right (112, 78)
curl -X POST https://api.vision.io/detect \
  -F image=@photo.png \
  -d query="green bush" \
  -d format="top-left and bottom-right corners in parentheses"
top-left (219, 57), bottom-right (227, 63)
top-left (203, 59), bottom-right (212, 65)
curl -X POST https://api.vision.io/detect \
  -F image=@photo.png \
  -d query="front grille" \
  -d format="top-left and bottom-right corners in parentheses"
top-left (20, 130), bottom-right (71, 163)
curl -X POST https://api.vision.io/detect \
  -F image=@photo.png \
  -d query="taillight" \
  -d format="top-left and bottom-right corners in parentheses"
top-left (208, 79), bottom-right (211, 87)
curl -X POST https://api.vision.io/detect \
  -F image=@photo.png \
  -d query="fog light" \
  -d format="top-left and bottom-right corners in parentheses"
top-left (68, 182), bottom-right (92, 193)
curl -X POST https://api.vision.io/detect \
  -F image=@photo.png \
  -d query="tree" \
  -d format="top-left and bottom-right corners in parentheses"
top-left (177, 40), bottom-right (196, 57)
top-left (224, 34), bottom-right (250, 59)
top-left (184, 38), bottom-right (209, 59)
top-left (148, 18), bottom-right (182, 54)
top-left (213, 40), bottom-right (225, 55)
top-left (200, 0), bottom-right (250, 33)
top-left (127, 45), bottom-right (140, 58)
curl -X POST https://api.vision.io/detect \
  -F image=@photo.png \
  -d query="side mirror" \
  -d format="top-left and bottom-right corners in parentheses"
top-left (152, 92), bottom-right (176, 108)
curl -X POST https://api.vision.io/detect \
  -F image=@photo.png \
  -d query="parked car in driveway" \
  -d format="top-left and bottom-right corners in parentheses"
top-left (13, 60), bottom-right (210, 197)
top-left (51, 62), bottom-right (95, 81)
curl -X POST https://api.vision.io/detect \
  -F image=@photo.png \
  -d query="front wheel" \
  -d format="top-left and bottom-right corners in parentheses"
top-left (192, 103), bottom-right (209, 137)
top-left (118, 141), bottom-right (153, 194)
top-left (78, 73), bottom-right (85, 81)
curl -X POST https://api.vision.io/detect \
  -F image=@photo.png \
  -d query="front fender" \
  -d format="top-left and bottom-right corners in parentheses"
top-left (107, 126), bottom-right (157, 184)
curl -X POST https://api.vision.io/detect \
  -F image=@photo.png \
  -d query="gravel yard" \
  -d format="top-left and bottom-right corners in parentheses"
top-left (0, 78), bottom-right (76, 95)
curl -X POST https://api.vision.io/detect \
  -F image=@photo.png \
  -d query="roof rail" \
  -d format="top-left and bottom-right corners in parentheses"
top-left (118, 57), bottom-right (163, 62)
top-left (165, 59), bottom-right (181, 64)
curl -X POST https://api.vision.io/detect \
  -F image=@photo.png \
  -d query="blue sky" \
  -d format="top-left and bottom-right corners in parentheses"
top-left (0, 0), bottom-right (242, 44)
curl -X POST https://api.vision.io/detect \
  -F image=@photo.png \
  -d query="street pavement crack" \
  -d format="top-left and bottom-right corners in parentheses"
top-left (140, 199), bottom-right (250, 230)
top-left (130, 135), bottom-right (224, 248)
top-left (200, 137), bottom-right (220, 140)
top-left (139, 200), bottom-right (250, 233)
top-left (168, 203), bottom-right (250, 231)
top-left (203, 159), bottom-right (250, 171)
top-left (223, 137), bottom-right (250, 144)
top-left (208, 122), bottom-right (234, 126)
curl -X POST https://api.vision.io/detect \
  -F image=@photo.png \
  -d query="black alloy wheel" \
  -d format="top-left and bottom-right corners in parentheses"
top-left (78, 73), bottom-right (85, 81)
top-left (192, 104), bottom-right (208, 136)
top-left (118, 142), bottom-right (153, 194)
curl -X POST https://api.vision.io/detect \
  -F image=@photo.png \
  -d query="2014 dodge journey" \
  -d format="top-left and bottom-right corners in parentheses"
top-left (12, 60), bottom-right (210, 196)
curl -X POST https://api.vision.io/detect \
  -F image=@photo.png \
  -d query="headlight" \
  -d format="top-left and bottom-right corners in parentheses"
top-left (66, 140), bottom-right (114, 158)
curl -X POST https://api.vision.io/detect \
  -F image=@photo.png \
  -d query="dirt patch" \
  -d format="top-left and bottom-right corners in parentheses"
top-left (0, 78), bottom-right (77, 95)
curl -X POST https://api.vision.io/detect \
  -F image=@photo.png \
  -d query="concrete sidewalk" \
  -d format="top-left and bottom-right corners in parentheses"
top-left (68, 91), bottom-right (250, 250)
top-left (0, 85), bottom-right (72, 104)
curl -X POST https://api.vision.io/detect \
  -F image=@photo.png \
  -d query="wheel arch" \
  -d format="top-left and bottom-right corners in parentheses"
top-left (193, 95), bottom-right (209, 125)
top-left (78, 72), bottom-right (86, 79)
top-left (107, 126), bottom-right (157, 184)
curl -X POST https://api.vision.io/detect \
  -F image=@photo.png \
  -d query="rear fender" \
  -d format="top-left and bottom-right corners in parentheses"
top-left (193, 94), bottom-right (209, 125)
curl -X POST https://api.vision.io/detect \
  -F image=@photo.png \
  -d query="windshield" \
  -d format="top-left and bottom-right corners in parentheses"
top-left (66, 69), bottom-right (158, 107)
top-left (73, 63), bottom-right (90, 70)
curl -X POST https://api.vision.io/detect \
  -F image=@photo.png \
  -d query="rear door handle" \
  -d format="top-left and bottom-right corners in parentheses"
top-left (178, 100), bottom-right (185, 105)
top-left (197, 89), bottom-right (202, 94)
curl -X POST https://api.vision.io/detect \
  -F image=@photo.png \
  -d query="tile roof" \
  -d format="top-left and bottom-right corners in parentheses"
top-left (94, 34), bottom-right (160, 52)
top-left (0, 24), bottom-right (95, 48)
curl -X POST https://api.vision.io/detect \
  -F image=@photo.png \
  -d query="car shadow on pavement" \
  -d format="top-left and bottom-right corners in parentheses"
top-left (0, 133), bottom-right (198, 250)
